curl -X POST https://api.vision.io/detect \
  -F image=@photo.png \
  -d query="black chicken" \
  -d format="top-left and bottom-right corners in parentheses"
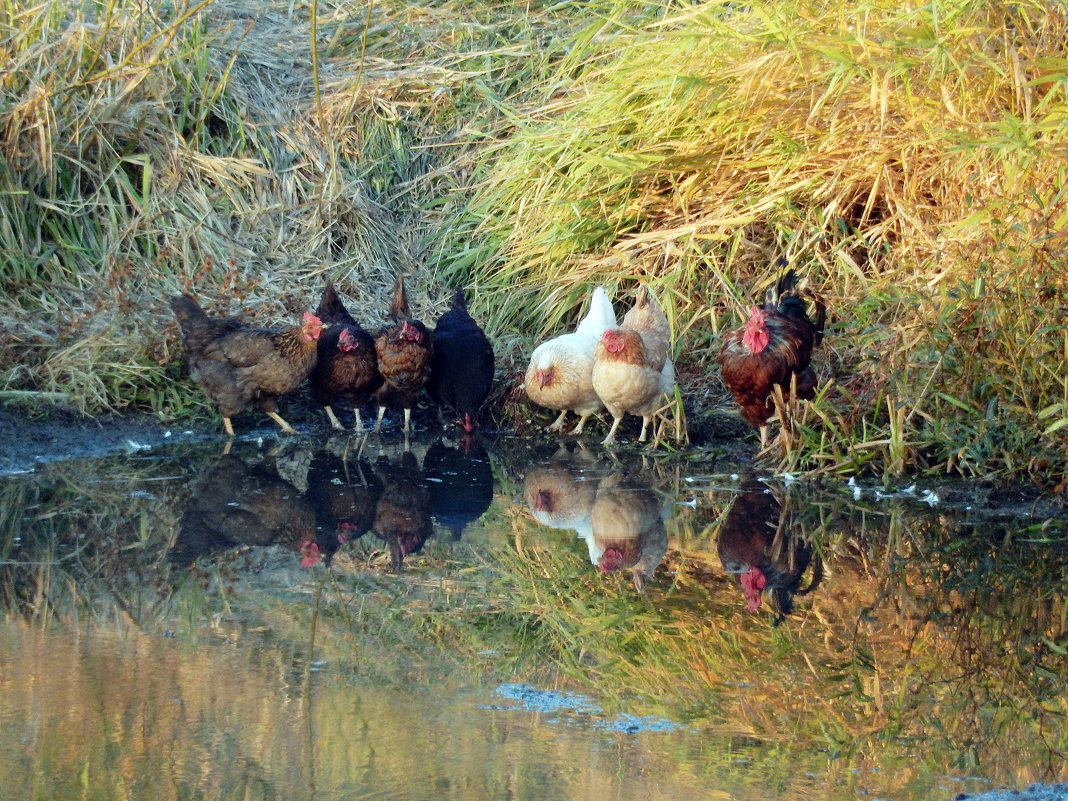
top-left (426, 288), bottom-right (495, 432)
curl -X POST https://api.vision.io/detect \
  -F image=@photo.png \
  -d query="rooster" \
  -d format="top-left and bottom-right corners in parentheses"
top-left (426, 288), bottom-right (495, 432)
top-left (308, 282), bottom-right (382, 432)
top-left (373, 274), bottom-right (433, 434)
top-left (718, 265), bottom-right (826, 447)
top-left (524, 287), bottom-right (617, 435)
top-left (591, 285), bottom-right (675, 446)
top-left (169, 294), bottom-right (326, 436)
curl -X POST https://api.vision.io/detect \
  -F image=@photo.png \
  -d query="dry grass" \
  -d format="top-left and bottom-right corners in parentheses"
top-left (0, 0), bottom-right (1066, 481)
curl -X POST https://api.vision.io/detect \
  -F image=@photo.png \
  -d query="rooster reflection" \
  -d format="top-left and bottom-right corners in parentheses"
top-left (717, 480), bottom-right (823, 622)
top-left (523, 454), bottom-right (668, 591)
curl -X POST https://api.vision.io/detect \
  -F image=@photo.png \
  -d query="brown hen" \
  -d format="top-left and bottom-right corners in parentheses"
top-left (373, 275), bottom-right (433, 434)
top-left (170, 294), bottom-right (326, 436)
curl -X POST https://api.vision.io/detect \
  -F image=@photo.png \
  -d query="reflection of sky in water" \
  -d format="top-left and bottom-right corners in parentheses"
top-left (486, 683), bottom-right (689, 733)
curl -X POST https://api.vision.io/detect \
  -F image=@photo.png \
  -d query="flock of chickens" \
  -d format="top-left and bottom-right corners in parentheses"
top-left (170, 275), bottom-right (495, 438)
top-left (169, 263), bottom-right (826, 447)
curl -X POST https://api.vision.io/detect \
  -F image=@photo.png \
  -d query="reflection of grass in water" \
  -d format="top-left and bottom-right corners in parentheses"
top-left (422, 489), bottom-right (1068, 790)
top-left (4, 446), bottom-right (1067, 793)
top-left (0, 458), bottom-right (186, 627)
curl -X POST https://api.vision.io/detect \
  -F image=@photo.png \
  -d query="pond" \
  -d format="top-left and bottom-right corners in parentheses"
top-left (0, 427), bottom-right (1065, 801)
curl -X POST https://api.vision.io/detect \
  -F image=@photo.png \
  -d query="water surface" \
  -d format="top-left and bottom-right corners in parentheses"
top-left (1, 430), bottom-right (1064, 800)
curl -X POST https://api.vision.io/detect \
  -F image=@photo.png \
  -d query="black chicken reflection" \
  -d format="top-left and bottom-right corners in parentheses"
top-left (524, 453), bottom-right (669, 591)
top-left (423, 436), bottom-right (494, 540)
top-left (716, 480), bottom-right (823, 622)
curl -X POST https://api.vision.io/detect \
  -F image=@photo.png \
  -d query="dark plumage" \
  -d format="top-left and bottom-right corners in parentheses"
top-left (718, 266), bottom-right (826, 447)
top-left (308, 283), bottom-right (383, 432)
top-left (305, 448), bottom-right (382, 554)
top-left (422, 436), bottom-right (494, 539)
top-left (174, 452), bottom-right (316, 566)
top-left (169, 294), bottom-right (326, 435)
top-left (372, 450), bottom-right (433, 571)
top-left (373, 274), bottom-right (433, 433)
top-left (717, 480), bottom-right (823, 621)
top-left (426, 288), bottom-right (495, 432)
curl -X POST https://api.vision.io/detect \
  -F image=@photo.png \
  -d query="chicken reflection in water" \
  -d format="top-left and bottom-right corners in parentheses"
top-left (523, 450), bottom-right (669, 592)
top-left (372, 450), bottom-right (434, 571)
top-left (523, 449), bottom-right (603, 543)
top-left (174, 447), bottom-right (317, 567)
top-left (422, 435), bottom-right (494, 540)
top-left (588, 472), bottom-right (669, 593)
top-left (717, 479), bottom-right (823, 623)
top-left (303, 442), bottom-right (383, 566)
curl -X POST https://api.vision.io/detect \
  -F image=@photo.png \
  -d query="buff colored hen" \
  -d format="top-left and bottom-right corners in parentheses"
top-left (591, 285), bottom-right (675, 446)
top-left (524, 287), bottom-right (616, 435)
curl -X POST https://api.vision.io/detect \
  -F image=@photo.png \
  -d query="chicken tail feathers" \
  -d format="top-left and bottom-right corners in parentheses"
top-left (450, 287), bottom-right (468, 312)
top-left (767, 263), bottom-right (825, 345)
top-left (169, 293), bottom-right (206, 324)
top-left (316, 282), bottom-right (356, 326)
top-left (389, 274), bottom-right (410, 319)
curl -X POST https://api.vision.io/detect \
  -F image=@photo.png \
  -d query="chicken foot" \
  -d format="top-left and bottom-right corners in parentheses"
top-left (266, 411), bottom-right (299, 435)
top-left (546, 410), bottom-right (569, 432)
top-left (601, 416), bottom-right (622, 446)
top-left (324, 406), bottom-right (345, 431)
top-left (570, 412), bottom-right (595, 435)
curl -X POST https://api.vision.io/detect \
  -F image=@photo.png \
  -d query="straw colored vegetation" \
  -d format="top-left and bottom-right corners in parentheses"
top-left (1, 0), bottom-right (1066, 482)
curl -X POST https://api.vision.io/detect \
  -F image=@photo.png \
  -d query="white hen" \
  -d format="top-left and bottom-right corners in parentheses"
top-left (524, 287), bottom-right (617, 435)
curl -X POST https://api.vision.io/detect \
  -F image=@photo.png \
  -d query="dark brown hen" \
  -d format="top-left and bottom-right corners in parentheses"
top-left (308, 282), bottom-right (382, 432)
top-left (426, 288), bottom-right (495, 432)
top-left (372, 274), bottom-right (432, 433)
top-left (169, 294), bottom-right (326, 436)
top-left (718, 266), bottom-right (825, 447)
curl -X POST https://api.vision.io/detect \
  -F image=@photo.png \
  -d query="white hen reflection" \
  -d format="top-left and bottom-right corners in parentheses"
top-left (524, 460), bottom-right (670, 592)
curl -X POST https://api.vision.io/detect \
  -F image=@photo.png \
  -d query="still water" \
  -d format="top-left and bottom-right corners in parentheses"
top-left (0, 429), bottom-right (1065, 800)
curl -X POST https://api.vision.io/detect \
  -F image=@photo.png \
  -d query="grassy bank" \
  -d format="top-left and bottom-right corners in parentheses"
top-left (0, 0), bottom-right (1066, 482)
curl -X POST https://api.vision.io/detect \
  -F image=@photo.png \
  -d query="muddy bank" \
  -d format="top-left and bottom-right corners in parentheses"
top-left (0, 405), bottom-right (208, 474)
